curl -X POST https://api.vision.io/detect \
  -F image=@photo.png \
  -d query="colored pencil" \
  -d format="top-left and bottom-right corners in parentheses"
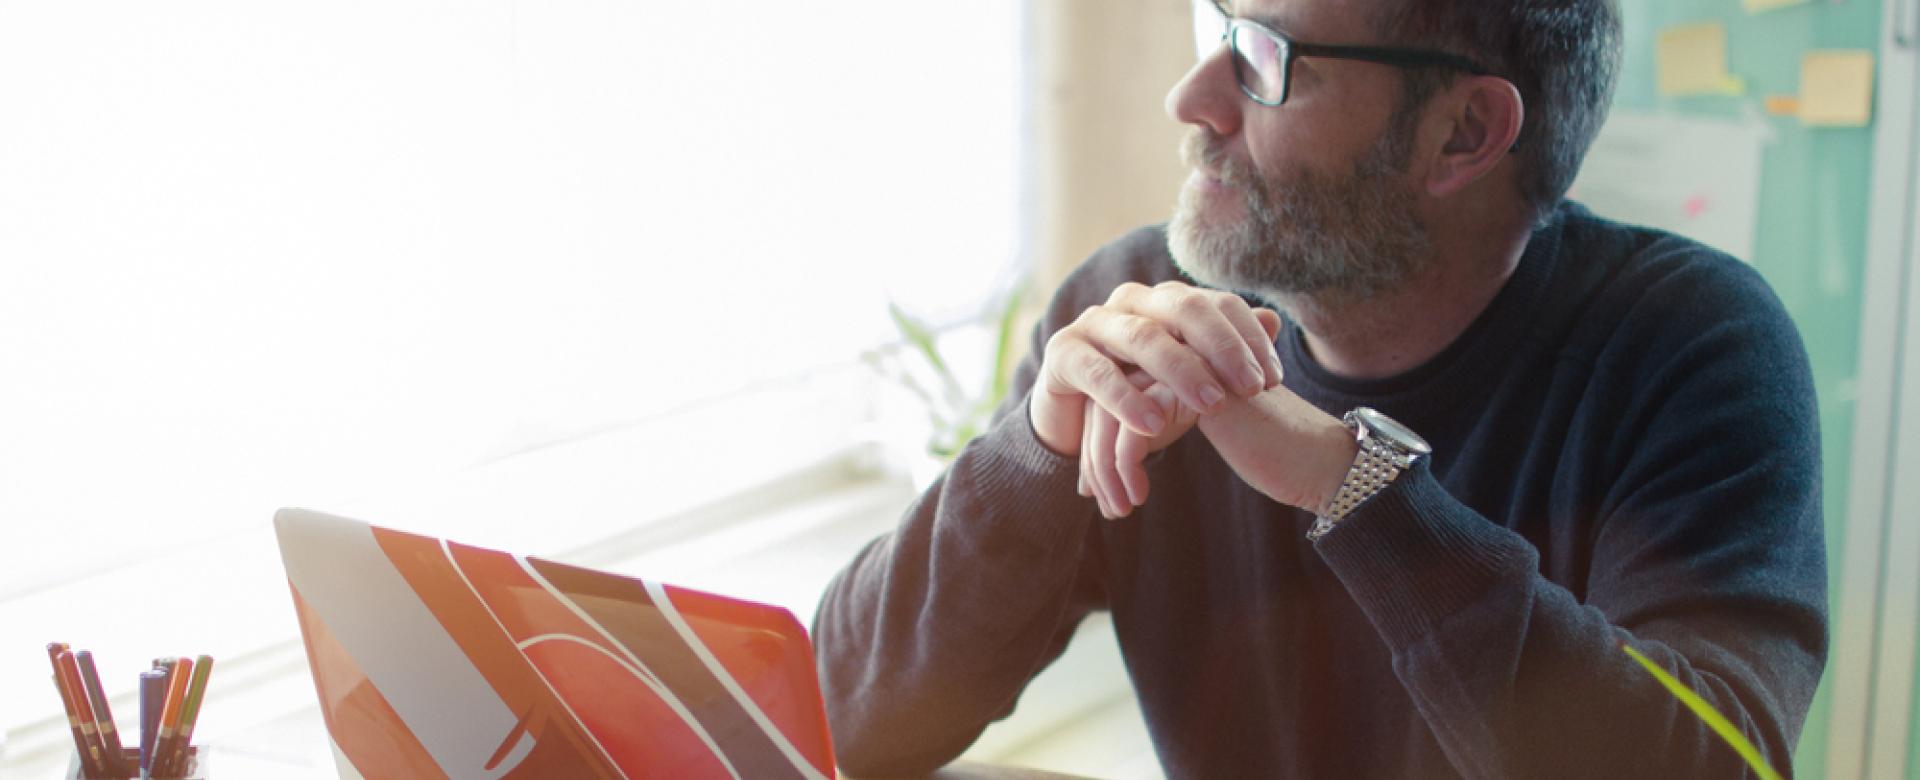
top-left (76, 651), bottom-right (130, 777)
top-left (48, 644), bottom-right (106, 778)
top-left (55, 651), bottom-right (109, 778)
top-left (160, 655), bottom-right (212, 777)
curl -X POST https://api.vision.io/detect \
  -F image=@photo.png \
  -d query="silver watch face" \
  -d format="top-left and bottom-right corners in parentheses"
top-left (1353, 407), bottom-right (1432, 455)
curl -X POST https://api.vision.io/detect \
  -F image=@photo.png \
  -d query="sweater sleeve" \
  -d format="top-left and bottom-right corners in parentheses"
top-left (809, 231), bottom-right (1180, 776)
top-left (811, 393), bottom-right (1103, 776)
top-left (1311, 261), bottom-right (1827, 778)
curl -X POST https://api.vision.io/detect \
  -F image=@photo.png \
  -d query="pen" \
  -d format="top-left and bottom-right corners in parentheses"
top-left (140, 669), bottom-right (167, 775)
top-left (55, 651), bottom-right (109, 778)
top-left (152, 656), bottom-right (192, 778)
top-left (164, 655), bottom-right (214, 776)
top-left (76, 651), bottom-right (130, 777)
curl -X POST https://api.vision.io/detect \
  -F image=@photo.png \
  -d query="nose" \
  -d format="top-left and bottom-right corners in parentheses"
top-left (1165, 43), bottom-right (1243, 138)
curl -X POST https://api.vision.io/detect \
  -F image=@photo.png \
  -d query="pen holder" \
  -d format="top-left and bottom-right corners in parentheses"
top-left (66, 746), bottom-right (207, 779)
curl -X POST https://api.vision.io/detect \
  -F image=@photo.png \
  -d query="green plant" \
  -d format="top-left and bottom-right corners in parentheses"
top-left (1621, 643), bottom-right (1784, 780)
top-left (869, 285), bottom-right (1027, 460)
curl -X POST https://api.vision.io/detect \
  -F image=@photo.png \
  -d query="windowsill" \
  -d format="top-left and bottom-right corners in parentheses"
top-left (1, 365), bottom-right (890, 770)
top-left (3, 360), bottom-right (1160, 780)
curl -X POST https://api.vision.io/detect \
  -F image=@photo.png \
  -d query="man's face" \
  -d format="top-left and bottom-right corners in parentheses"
top-left (1165, 0), bottom-right (1433, 304)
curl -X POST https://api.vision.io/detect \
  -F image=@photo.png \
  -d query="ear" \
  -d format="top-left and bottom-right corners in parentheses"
top-left (1424, 76), bottom-right (1524, 198)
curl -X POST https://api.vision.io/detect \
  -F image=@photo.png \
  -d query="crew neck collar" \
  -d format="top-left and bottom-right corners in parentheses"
top-left (1278, 204), bottom-right (1572, 409)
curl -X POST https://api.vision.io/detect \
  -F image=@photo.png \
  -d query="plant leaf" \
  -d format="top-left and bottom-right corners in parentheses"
top-left (888, 302), bottom-right (955, 381)
top-left (889, 302), bottom-right (968, 409)
top-left (1620, 644), bottom-right (1783, 780)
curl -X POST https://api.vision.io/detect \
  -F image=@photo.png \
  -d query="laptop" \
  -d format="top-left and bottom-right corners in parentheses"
top-left (273, 508), bottom-right (838, 780)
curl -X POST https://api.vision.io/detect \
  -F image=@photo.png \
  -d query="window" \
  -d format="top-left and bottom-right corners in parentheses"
top-left (0, 0), bottom-right (1023, 758)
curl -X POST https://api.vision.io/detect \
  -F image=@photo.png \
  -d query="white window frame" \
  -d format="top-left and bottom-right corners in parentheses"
top-left (1826, 0), bottom-right (1920, 776)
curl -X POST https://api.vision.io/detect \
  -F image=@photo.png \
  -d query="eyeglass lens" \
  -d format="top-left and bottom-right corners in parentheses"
top-left (1228, 23), bottom-right (1288, 103)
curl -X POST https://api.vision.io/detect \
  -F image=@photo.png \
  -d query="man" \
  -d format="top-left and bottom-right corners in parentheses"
top-left (815, 0), bottom-right (1827, 776)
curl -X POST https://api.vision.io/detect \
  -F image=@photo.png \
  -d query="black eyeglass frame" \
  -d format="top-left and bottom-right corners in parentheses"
top-left (1218, 16), bottom-right (1500, 107)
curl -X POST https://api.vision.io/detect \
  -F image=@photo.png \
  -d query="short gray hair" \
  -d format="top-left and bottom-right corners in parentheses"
top-left (1379, 1), bottom-right (1623, 224)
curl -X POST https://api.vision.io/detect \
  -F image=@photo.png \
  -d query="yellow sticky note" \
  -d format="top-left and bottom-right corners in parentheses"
top-left (1656, 23), bottom-right (1746, 97)
top-left (1743, 0), bottom-right (1811, 13)
top-left (1799, 51), bottom-right (1875, 127)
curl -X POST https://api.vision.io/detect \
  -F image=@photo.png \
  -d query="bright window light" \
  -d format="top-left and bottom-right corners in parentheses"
top-left (0, 0), bottom-right (1021, 597)
top-left (0, 0), bottom-right (1024, 736)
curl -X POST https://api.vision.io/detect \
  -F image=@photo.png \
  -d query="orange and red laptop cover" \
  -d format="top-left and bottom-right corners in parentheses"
top-left (274, 508), bottom-right (837, 780)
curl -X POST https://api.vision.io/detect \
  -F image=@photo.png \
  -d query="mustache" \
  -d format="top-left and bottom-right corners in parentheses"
top-left (1179, 128), bottom-right (1253, 187)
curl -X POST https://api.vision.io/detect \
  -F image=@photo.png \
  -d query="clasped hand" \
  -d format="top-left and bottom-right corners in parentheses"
top-left (1029, 281), bottom-right (1356, 519)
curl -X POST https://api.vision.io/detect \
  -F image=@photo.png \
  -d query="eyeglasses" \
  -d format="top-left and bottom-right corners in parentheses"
top-left (1213, 15), bottom-right (1499, 107)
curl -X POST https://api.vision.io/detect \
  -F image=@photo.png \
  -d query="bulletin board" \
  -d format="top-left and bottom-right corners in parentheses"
top-left (1601, 1), bottom-right (1884, 776)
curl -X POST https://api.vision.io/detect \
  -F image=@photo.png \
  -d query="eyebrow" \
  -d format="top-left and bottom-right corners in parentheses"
top-left (1213, 2), bottom-right (1300, 39)
top-left (1241, 13), bottom-right (1293, 35)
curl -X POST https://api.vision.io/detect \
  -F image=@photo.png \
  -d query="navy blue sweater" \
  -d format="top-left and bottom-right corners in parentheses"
top-left (815, 203), bottom-right (1827, 778)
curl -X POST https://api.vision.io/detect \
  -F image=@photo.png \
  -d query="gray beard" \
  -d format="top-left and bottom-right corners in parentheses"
top-left (1167, 129), bottom-right (1432, 307)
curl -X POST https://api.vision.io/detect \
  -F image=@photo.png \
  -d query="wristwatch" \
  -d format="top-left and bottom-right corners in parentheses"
top-left (1307, 407), bottom-right (1431, 541)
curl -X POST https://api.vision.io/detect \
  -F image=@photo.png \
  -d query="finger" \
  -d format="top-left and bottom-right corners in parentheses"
top-left (1188, 288), bottom-right (1277, 396)
top-left (1076, 309), bottom-right (1226, 415)
top-left (1119, 382), bottom-right (1182, 505)
top-left (1045, 326), bottom-right (1172, 435)
top-left (1255, 306), bottom-right (1283, 341)
top-left (1088, 405), bottom-right (1132, 518)
top-left (1083, 402), bottom-right (1119, 518)
top-left (1211, 292), bottom-right (1281, 392)
top-left (1082, 401), bottom-right (1110, 518)
top-left (1125, 368), bottom-right (1157, 391)
top-left (1115, 426), bottom-right (1152, 507)
top-left (1078, 404), bottom-right (1094, 499)
top-left (1253, 307), bottom-right (1284, 387)
top-left (1128, 283), bottom-right (1265, 399)
top-left (1118, 369), bottom-right (1165, 506)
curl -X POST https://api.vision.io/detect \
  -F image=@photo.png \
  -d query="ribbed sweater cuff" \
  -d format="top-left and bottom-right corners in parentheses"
top-left (958, 397), bottom-right (1092, 554)
top-left (1312, 465), bottom-right (1535, 650)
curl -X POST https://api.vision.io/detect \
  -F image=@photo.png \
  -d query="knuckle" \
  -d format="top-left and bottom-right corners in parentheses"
top-left (1174, 291), bottom-right (1214, 317)
top-left (1088, 436), bottom-right (1116, 468)
top-left (1210, 289), bottom-right (1251, 312)
top-left (1206, 330), bottom-right (1248, 358)
top-left (1066, 304), bottom-right (1106, 330)
top-left (1049, 316), bottom-right (1092, 352)
top-left (1118, 315), bottom-right (1164, 352)
top-left (1079, 351), bottom-right (1121, 386)
top-left (1130, 395), bottom-right (1169, 425)
top-left (1109, 282), bottom-right (1148, 306)
top-left (1043, 328), bottom-right (1070, 356)
top-left (1041, 333), bottom-right (1082, 375)
top-left (1093, 449), bottom-right (1116, 474)
top-left (1172, 343), bottom-right (1213, 374)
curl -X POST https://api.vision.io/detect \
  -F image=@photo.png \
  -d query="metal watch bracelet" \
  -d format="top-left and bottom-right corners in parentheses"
top-left (1307, 408), bottom-right (1426, 541)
